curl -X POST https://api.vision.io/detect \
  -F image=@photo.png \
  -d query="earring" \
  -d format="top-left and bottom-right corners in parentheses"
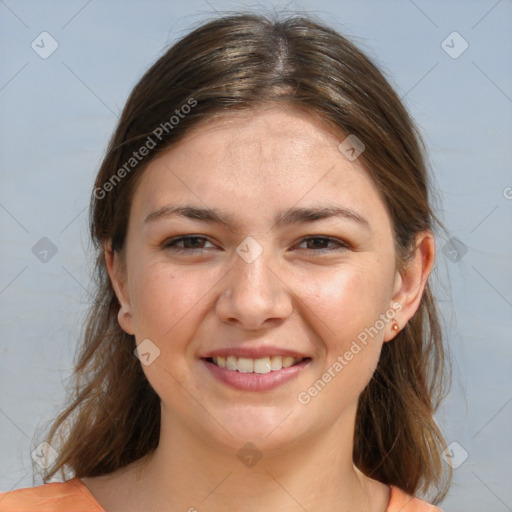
top-left (392, 321), bottom-right (400, 332)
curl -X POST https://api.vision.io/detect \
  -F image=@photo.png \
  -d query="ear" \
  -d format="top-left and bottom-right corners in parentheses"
top-left (384, 231), bottom-right (435, 342)
top-left (104, 242), bottom-right (135, 335)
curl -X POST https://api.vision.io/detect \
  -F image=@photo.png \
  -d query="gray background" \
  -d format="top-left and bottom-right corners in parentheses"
top-left (1, 1), bottom-right (511, 510)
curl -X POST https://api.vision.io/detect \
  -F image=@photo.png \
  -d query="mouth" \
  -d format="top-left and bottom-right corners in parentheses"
top-left (200, 354), bottom-right (312, 391)
top-left (205, 355), bottom-right (309, 374)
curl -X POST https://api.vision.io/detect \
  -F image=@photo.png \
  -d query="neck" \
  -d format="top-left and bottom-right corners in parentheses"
top-left (126, 403), bottom-right (389, 512)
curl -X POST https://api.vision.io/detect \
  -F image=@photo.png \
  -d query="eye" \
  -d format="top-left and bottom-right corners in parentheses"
top-left (163, 235), bottom-right (216, 253)
top-left (162, 235), bottom-right (348, 255)
top-left (296, 236), bottom-right (349, 252)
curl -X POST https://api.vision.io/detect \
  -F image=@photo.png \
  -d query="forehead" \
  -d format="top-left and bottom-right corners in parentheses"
top-left (131, 107), bottom-right (391, 231)
top-left (166, 107), bottom-right (346, 180)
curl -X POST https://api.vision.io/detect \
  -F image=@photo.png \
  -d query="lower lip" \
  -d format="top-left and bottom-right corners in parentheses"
top-left (201, 359), bottom-right (311, 391)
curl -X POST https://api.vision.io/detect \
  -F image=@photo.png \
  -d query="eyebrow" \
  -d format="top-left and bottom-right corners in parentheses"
top-left (144, 204), bottom-right (371, 230)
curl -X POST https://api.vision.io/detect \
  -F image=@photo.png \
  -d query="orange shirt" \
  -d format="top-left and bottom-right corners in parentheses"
top-left (0, 478), bottom-right (442, 511)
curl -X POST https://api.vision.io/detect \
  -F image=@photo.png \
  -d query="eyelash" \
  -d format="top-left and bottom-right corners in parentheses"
top-left (163, 235), bottom-right (349, 254)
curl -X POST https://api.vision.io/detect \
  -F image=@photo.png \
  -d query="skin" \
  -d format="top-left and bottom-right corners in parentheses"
top-left (82, 106), bottom-right (435, 512)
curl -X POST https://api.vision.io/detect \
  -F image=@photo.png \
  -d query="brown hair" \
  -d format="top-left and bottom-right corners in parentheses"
top-left (38, 12), bottom-right (451, 503)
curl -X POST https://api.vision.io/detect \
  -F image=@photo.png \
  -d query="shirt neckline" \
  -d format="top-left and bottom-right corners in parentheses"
top-left (73, 478), bottom-right (105, 511)
top-left (76, 477), bottom-right (404, 511)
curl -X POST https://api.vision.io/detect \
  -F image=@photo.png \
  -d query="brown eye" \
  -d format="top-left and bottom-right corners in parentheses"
top-left (164, 236), bottom-right (215, 252)
top-left (297, 236), bottom-right (348, 252)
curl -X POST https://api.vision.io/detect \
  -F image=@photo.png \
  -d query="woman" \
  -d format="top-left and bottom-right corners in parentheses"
top-left (0, 13), bottom-right (451, 511)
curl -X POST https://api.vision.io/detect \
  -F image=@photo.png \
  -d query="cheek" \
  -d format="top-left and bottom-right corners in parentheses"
top-left (302, 261), bottom-right (393, 346)
top-left (296, 266), bottom-right (390, 409)
top-left (128, 261), bottom-right (211, 343)
top-left (299, 260), bottom-right (395, 388)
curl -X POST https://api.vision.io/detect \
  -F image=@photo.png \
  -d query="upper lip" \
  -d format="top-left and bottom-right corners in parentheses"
top-left (201, 346), bottom-right (310, 359)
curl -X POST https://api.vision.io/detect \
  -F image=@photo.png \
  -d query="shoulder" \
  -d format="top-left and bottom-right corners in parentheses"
top-left (387, 486), bottom-right (444, 512)
top-left (0, 478), bottom-right (104, 512)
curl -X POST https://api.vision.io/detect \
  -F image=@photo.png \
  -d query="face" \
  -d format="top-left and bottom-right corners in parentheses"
top-left (110, 107), bottom-right (410, 454)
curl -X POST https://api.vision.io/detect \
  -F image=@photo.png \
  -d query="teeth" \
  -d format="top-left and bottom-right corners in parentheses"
top-left (237, 357), bottom-right (254, 373)
top-left (270, 356), bottom-right (282, 371)
top-left (254, 357), bottom-right (271, 374)
top-left (282, 356), bottom-right (295, 368)
top-left (211, 355), bottom-right (303, 373)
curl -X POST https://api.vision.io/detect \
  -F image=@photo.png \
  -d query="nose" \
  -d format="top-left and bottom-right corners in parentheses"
top-left (215, 246), bottom-right (293, 330)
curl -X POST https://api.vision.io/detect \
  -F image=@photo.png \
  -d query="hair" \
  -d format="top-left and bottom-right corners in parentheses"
top-left (38, 12), bottom-right (451, 503)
